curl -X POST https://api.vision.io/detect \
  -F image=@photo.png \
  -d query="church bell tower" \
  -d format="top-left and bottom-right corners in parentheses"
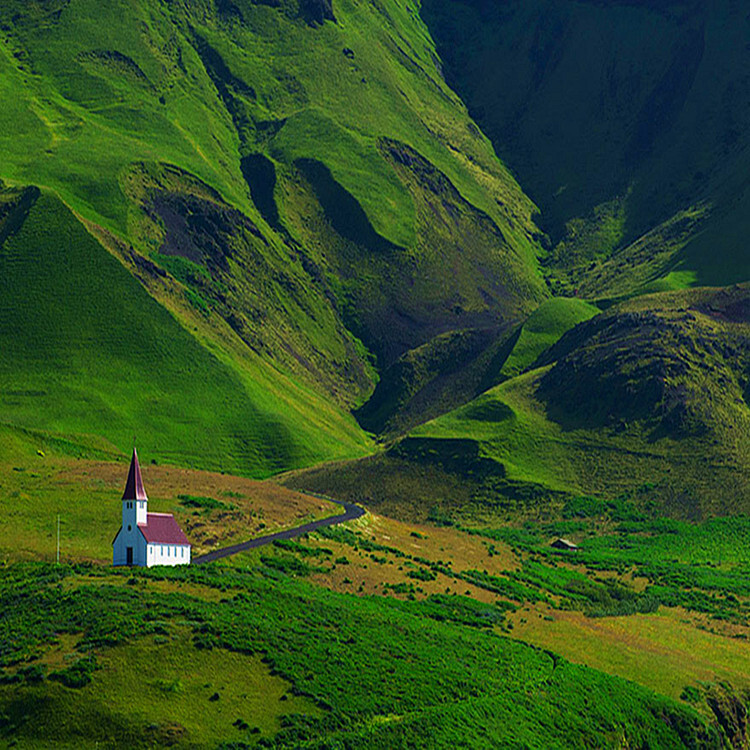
top-left (122, 447), bottom-right (148, 530)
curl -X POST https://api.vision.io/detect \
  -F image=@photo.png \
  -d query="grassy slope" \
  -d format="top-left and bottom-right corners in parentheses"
top-left (0, 563), bottom-right (723, 749)
top-left (499, 297), bottom-right (599, 378)
top-left (402, 286), bottom-right (750, 516)
top-left (0, 0), bottom-right (549, 464)
top-left (422, 0), bottom-right (750, 297)
top-left (0, 427), bottom-right (744, 747)
top-left (0, 190), bottom-right (369, 477)
top-left (353, 297), bottom-right (597, 439)
top-left (3, 630), bottom-right (321, 748)
top-left (0, 0), bottom-right (547, 310)
top-left (0, 428), bottom-right (337, 561)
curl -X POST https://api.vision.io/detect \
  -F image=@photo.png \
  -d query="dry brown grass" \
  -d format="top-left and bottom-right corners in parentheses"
top-left (58, 460), bottom-right (337, 556)
top-left (1, 458), bottom-right (336, 561)
top-left (296, 512), bottom-right (521, 603)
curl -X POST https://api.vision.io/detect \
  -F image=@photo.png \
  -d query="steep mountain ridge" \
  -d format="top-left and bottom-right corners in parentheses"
top-left (422, 0), bottom-right (750, 297)
top-left (0, 0), bottom-right (547, 471)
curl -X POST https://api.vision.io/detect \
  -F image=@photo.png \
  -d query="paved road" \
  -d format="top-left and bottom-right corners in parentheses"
top-left (192, 494), bottom-right (364, 565)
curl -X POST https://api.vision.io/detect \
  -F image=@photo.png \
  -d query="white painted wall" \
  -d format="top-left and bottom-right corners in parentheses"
top-left (121, 499), bottom-right (147, 531)
top-left (112, 526), bottom-right (147, 567)
top-left (146, 543), bottom-right (191, 567)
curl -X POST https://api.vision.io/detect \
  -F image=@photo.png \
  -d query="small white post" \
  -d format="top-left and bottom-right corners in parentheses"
top-left (56, 514), bottom-right (60, 564)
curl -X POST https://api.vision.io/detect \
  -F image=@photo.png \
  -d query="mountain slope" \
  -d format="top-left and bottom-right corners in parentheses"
top-left (0, 187), bottom-right (369, 475)
top-left (0, 0), bottom-right (548, 467)
top-left (400, 285), bottom-right (750, 517)
top-left (422, 0), bottom-right (750, 297)
top-left (287, 285), bottom-right (750, 520)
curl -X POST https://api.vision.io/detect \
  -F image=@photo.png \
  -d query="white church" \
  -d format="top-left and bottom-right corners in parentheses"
top-left (112, 448), bottom-right (191, 567)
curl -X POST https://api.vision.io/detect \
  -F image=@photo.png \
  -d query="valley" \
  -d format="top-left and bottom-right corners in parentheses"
top-left (0, 0), bottom-right (749, 746)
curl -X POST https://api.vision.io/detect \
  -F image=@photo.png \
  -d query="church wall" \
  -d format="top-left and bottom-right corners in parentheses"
top-left (147, 543), bottom-right (191, 567)
top-left (112, 527), bottom-right (147, 566)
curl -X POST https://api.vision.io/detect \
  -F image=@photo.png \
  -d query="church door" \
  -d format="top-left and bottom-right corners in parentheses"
top-left (126, 547), bottom-right (133, 565)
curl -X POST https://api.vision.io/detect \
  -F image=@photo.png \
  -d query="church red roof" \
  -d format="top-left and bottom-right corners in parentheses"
top-left (138, 513), bottom-right (190, 546)
top-left (122, 448), bottom-right (148, 501)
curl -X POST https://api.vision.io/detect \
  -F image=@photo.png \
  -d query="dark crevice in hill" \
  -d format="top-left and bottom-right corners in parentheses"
top-left (299, 0), bottom-right (336, 26)
top-left (295, 158), bottom-right (402, 253)
top-left (355, 323), bottom-right (522, 438)
top-left (76, 50), bottom-right (153, 89)
top-left (151, 191), bottom-right (265, 267)
top-left (527, 7), bottom-right (569, 92)
top-left (284, 138), bottom-right (538, 379)
top-left (0, 185), bottom-right (39, 249)
top-left (126, 164), bottom-right (373, 406)
top-left (380, 138), bottom-right (504, 248)
top-left (625, 20), bottom-right (705, 163)
top-left (193, 34), bottom-right (256, 102)
top-left (240, 153), bottom-right (280, 228)
top-left (356, 327), bottom-right (497, 435)
top-left (191, 33), bottom-right (256, 148)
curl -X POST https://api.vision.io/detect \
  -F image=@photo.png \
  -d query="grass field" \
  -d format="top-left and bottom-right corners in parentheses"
top-left (0, 437), bottom-right (746, 746)
top-left (2, 628), bottom-right (320, 749)
top-left (0, 562), bottom-right (725, 749)
top-left (510, 605), bottom-right (750, 703)
top-left (0, 436), bottom-right (337, 563)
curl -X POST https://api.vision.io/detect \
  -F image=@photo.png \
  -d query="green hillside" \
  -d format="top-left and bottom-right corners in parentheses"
top-left (288, 285), bottom-right (750, 521)
top-left (422, 0), bottom-right (750, 298)
top-left (354, 297), bottom-right (598, 439)
top-left (0, 563), bottom-right (724, 748)
top-left (0, 187), bottom-right (369, 476)
top-left (401, 285), bottom-right (750, 517)
top-left (0, 0), bottom-right (551, 469)
top-left (498, 297), bottom-right (599, 379)
top-left (2, 2), bottom-right (750, 748)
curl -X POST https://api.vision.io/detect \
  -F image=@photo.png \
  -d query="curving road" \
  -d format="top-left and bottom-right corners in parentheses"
top-left (192, 494), bottom-right (364, 565)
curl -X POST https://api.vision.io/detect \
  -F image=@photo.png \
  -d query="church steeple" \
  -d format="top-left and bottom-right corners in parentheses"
top-left (122, 448), bottom-right (148, 526)
top-left (122, 448), bottom-right (148, 502)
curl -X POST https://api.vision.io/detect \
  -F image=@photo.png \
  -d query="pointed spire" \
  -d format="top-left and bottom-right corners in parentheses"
top-left (122, 448), bottom-right (148, 501)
